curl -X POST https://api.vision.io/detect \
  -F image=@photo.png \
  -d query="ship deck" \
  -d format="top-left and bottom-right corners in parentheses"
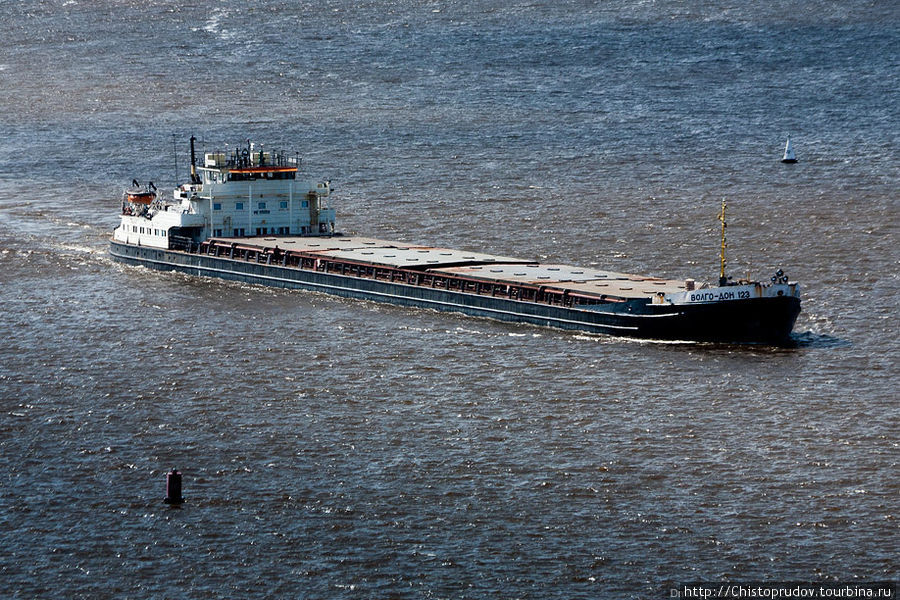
top-left (211, 235), bottom-right (689, 300)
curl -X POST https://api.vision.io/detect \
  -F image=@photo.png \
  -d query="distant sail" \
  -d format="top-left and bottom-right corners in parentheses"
top-left (781, 138), bottom-right (798, 163)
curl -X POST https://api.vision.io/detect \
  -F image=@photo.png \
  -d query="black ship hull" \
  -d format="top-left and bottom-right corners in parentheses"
top-left (109, 240), bottom-right (800, 344)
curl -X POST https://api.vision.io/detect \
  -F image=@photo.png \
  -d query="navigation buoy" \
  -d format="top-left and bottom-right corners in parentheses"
top-left (164, 468), bottom-right (184, 505)
top-left (781, 138), bottom-right (798, 163)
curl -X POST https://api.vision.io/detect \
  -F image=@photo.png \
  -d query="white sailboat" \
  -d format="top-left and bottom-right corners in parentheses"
top-left (781, 137), bottom-right (798, 163)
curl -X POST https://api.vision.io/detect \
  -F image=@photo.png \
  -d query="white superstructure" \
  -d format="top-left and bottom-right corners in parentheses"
top-left (113, 139), bottom-right (334, 250)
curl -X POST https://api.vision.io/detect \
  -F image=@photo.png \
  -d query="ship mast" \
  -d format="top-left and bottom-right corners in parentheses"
top-left (190, 135), bottom-right (201, 183)
top-left (719, 198), bottom-right (728, 286)
top-left (172, 133), bottom-right (178, 187)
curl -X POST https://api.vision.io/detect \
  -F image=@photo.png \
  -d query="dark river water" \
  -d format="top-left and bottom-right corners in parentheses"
top-left (0, 1), bottom-right (897, 598)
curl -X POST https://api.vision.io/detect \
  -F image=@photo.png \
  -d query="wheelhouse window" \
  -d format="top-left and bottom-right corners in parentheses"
top-left (235, 202), bottom-right (244, 210)
top-left (213, 202), bottom-right (222, 211)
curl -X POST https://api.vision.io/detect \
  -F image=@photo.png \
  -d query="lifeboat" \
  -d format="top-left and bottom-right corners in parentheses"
top-left (125, 180), bottom-right (157, 204)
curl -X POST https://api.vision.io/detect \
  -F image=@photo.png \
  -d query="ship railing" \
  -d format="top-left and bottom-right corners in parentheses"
top-left (209, 148), bottom-right (300, 170)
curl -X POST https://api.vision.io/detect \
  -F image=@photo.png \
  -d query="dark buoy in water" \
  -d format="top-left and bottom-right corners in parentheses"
top-left (164, 468), bottom-right (184, 505)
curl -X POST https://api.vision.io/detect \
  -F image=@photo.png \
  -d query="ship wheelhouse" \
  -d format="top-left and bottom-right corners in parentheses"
top-left (195, 144), bottom-right (335, 240)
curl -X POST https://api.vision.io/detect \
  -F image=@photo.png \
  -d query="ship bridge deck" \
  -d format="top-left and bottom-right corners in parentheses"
top-left (211, 235), bottom-right (689, 299)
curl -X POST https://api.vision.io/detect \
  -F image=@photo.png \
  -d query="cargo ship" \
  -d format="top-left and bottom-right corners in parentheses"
top-left (110, 138), bottom-right (801, 344)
